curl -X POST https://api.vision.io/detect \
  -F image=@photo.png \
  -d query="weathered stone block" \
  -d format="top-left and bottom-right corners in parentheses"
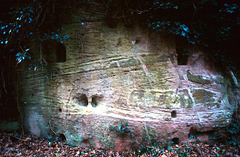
top-left (16, 20), bottom-right (238, 150)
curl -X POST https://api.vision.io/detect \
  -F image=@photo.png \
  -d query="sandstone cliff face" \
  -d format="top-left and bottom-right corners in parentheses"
top-left (17, 21), bottom-right (238, 150)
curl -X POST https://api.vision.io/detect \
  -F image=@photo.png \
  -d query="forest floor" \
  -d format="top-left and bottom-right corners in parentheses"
top-left (0, 132), bottom-right (240, 157)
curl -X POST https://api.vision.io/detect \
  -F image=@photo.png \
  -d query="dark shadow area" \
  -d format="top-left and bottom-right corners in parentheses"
top-left (171, 138), bottom-right (180, 145)
top-left (56, 43), bottom-right (66, 63)
top-left (104, 17), bottom-right (118, 29)
top-left (42, 40), bottom-right (66, 63)
top-left (0, 58), bottom-right (19, 122)
top-left (176, 38), bottom-right (190, 65)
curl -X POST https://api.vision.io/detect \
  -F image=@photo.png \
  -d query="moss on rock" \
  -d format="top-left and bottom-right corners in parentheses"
top-left (192, 89), bottom-right (216, 104)
top-left (187, 70), bottom-right (211, 84)
top-left (179, 94), bottom-right (193, 108)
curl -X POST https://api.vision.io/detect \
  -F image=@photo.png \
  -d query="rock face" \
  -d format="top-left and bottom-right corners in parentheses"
top-left (17, 20), bottom-right (238, 150)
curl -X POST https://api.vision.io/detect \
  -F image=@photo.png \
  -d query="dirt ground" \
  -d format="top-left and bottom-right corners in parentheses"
top-left (0, 132), bottom-right (239, 157)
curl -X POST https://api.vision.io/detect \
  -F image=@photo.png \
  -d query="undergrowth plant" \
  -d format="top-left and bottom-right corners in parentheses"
top-left (110, 120), bottom-right (168, 155)
top-left (226, 117), bottom-right (240, 146)
top-left (210, 114), bottom-right (240, 147)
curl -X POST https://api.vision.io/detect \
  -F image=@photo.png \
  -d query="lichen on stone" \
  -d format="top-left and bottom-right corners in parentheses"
top-left (179, 94), bottom-right (193, 108)
top-left (204, 103), bottom-right (220, 109)
top-left (187, 70), bottom-right (211, 84)
top-left (192, 89), bottom-right (216, 104)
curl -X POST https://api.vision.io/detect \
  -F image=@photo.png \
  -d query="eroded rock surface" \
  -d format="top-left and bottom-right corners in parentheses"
top-left (17, 21), bottom-right (239, 150)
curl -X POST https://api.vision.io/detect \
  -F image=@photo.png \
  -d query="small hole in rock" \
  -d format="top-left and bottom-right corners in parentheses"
top-left (58, 133), bottom-right (66, 142)
top-left (91, 95), bottom-right (103, 107)
top-left (58, 108), bottom-right (62, 112)
top-left (171, 110), bottom-right (177, 118)
top-left (171, 138), bottom-right (180, 145)
top-left (73, 94), bottom-right (88, 107)
top-left (81, 139), bottom-right (90, 146)
top-left (91, 95), bottom-right (98, 107)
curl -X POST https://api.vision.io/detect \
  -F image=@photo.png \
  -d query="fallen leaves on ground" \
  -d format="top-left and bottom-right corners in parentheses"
top-left (0, 132), bottom-right (239, 156)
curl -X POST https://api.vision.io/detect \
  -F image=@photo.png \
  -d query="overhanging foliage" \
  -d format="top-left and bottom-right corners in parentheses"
top-left (0, 0), bottom-right (239, 65)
